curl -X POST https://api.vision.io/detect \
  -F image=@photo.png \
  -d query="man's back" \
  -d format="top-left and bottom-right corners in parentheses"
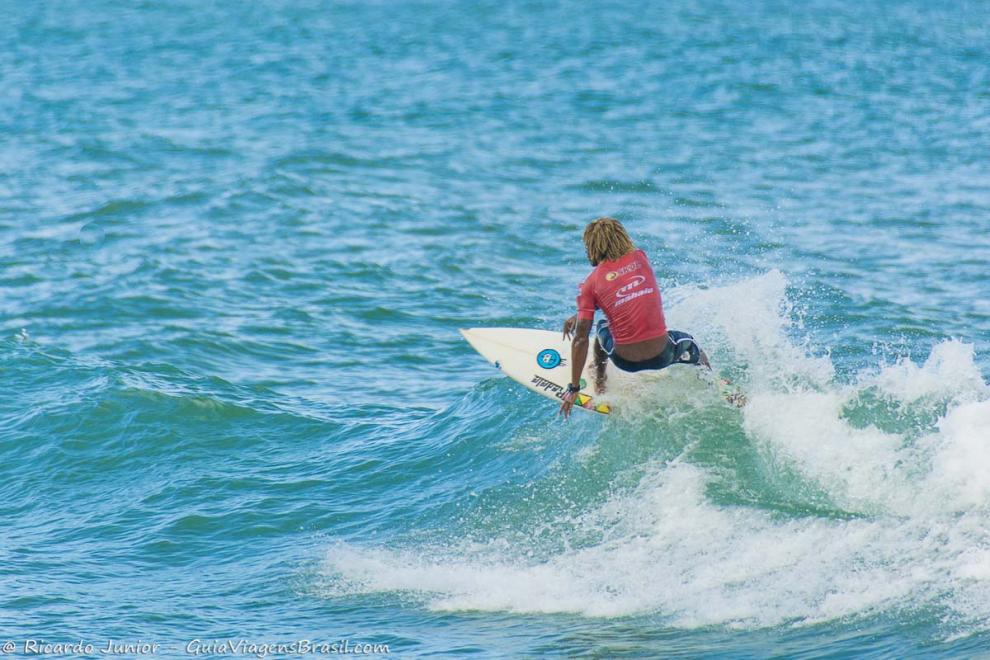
top-left (576, 248), bottom-right (667, 345)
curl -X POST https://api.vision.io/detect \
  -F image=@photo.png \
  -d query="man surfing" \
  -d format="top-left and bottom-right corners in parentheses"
top-left (559, 217), bottom-right (711, 418)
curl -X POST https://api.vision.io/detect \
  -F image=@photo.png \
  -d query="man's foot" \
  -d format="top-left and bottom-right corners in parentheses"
top-left (726, 391), bottom-right (747, 407)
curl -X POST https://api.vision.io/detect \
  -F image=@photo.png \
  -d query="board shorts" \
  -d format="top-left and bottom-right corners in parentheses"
top-left (595, 319), bottom-right (702, 373)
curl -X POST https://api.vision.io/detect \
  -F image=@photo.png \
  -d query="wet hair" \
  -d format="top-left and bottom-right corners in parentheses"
top-left (583, 217), bottom-right (636, 265)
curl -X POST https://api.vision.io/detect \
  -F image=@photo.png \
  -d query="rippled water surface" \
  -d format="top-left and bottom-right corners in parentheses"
top-left (3, 0), bottom-right (990, 657)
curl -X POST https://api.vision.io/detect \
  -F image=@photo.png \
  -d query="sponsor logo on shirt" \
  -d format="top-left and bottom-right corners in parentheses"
top-left (614, 288), bottom-right (654, 307)
top-left (615, 275), bottom-right (646, 298)
top-left (604, 261), bottom-right (641, 282)
top-left (614, 275), bottom-right (654, 308)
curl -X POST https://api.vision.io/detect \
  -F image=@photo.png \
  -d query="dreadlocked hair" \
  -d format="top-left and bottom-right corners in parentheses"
top-left (583, 217), bottom-right (636, 265)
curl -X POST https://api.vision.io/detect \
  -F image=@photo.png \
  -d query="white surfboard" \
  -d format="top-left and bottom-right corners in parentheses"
top-left (459, 327), bottom-right (612, 414)
top-left (460, 327), bottom-right (746, 413)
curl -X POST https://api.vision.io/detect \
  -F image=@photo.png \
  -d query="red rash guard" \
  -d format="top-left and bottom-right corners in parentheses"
top-left (576, 249), bottom-right (668, 344)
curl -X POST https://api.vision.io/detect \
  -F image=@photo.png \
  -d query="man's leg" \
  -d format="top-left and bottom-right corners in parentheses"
top-left (669, 330), bottom-right (710, 369)
top-left (675, 335), bottom-right (744, 406)
top-left (593, 337), bottom-right (608, 394)
top-left (593, 319), bottom-right (613, 394)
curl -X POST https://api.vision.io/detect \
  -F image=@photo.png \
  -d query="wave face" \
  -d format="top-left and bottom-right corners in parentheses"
top-left (3, 0), bottom-right (990, 656)
top-left (323, 273), bottom-right (990, 642)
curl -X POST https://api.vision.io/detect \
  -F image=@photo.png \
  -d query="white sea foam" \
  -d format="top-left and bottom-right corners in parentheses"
top-left (321, 272), bottom-right (990, 634)
top-left (873, 340), bottom-right (986, 403)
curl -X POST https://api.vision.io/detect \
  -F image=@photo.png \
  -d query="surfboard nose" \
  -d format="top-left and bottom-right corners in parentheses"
top-left (459, 328), bottom-right (488, 359)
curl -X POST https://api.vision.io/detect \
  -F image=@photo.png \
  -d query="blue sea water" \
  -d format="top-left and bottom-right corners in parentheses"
top-left (3, 0), bottom-right (990, 656)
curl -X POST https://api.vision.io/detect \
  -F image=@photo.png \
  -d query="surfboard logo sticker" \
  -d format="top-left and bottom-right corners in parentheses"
top-left (536, 348), bottom-right (561, 369)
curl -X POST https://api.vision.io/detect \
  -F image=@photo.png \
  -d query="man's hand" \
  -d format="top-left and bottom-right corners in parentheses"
top-left (562, 314), bottom-right (578, 340)
top-left (559, 389), bottom-right (577, 419)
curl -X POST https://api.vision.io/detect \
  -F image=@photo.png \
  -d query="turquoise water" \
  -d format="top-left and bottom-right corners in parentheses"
top-left (3, 0), bottom-right (990, 656)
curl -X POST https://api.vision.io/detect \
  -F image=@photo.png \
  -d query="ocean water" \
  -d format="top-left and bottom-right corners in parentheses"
top-left (3, 0), bottom-right (990, 657)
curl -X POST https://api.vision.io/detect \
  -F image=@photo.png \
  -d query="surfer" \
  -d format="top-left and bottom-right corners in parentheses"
top-left (559, 217), bottom-right (710, 418)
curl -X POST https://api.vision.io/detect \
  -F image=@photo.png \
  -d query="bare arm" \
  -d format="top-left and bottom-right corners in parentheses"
top-left (569, 318), bottom-right (592, 387)
top-left (562, 314), bottom-right (577, 340)
top-left (559, 317), bottom-right (592, 418)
